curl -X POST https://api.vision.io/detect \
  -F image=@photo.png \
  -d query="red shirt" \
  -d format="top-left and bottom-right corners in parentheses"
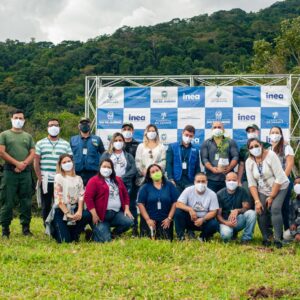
top-left (84, 175), bottom-right (130, 221)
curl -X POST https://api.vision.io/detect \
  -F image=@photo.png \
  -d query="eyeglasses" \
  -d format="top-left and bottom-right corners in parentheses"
top-left (149, 150), bottom-right (153, 159)
top-left (249, 145), bottom-right (260, 150)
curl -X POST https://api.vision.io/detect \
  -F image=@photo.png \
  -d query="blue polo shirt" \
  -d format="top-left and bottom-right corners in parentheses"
top-left (137, 181), bottom-right (179, 221)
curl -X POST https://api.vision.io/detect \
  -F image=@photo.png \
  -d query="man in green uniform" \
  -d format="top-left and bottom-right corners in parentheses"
top-left (0, 109), bottom-right (35, 238)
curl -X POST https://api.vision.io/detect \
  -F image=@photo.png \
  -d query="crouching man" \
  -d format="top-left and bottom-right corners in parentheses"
top-left (174, 173), bottom-right (219, 241)
top-left (217, 172), bottom-right (256, 244)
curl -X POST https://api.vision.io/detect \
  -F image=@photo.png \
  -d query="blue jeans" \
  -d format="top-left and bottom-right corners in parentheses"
top-left (219, 210), bottom-right (257, 242)
top-left (174, 208), bottom-right (219, 240)
top-left (52, 208), bottom-right (92, 243)
top-left (93, 210), bottom-right (134, 243)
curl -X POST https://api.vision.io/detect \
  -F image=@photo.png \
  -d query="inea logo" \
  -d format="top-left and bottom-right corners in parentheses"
top-left (182, 93), bottom-right (200, 101)
top-left (238, 114), bottom-right (256, 121)
top-left (128, 114), bottom-right (145, 121)
top-left (266, 93), bottom-right (284, 100)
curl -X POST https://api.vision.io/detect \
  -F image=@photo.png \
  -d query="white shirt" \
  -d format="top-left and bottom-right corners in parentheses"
top-left (178, 186), bottom-right (219, 218)
top-left (110, 151), bottom-right (127, 177)
top-left (246, 150), bottom-right (289, 196)
top-left (105, 179), bottom-right (121, 212)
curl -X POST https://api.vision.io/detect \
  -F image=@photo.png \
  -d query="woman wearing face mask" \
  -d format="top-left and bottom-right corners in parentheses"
top-left (137, 164), bottom-right (179, 240)
top-left (269, 126), bottom-right (294, 231)
top-left (46, 154), bottom-right (92, 243)
top-left (100, 132), bottom-right (136, 193)
top-left (84, 158), bottom-right (134, 243)
top-left (245, 138), bottom-right (289, 248)
top-left (283, 177), bottom-right (300, 243)
top-left (135, 124), bottom-right (166, 186)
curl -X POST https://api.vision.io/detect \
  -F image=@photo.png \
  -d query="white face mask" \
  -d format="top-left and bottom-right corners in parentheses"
top-left (294, 184), bottom-right (300, 195)
top-left (61, 161), bottom-right (73, 172)
top-left (11, 119), bottom-right (25, 129)
top-left (226, 181), bottom-right (238, 191)
top-left (269, 133), bottom-right (282, 143)
top-left (113, 141), bottom-right (124, 150)
top-left (122, 130), bottom-right (132, 139)
top-left (182, 135), bottom-right (192, 144)
top-left (249, 146), bottom-right (262, 157)
top-left (247, 132), bottom-right (258, 140)
top-left (100, 167), bottom-right (112, 178)
top-left (212, 128), bottom-right (223, 137)
top-left (48, 126), bottom-right (60, 137)
top-left (147, 131), bottom-right (157, 140)
top-left (195, 183), bottom-right (207, 193)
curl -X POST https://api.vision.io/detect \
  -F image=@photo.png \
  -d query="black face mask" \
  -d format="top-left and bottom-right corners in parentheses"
top-left (80, 123), bottom-right (90, 133)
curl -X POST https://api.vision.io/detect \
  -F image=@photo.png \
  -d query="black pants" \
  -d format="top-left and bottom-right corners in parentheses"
top-left (140, 216), bottom-right (173, 241)
top-left (207, 180), bottom-right (226, 193)
top-left (41, 182), bottom-right (54, 223)
top-left (77, 170), bottom-right (97, 186)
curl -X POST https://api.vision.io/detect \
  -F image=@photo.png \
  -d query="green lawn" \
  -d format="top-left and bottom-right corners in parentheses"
top-left (0, 217), bottom-right (299, 300)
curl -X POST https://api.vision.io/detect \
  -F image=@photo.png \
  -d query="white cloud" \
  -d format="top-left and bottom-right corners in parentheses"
top-left (0, 0), bottom-right (282, 43)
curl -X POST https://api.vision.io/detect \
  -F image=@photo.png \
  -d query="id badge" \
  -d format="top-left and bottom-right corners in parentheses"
top-left (157, 201), bottom-right (162, 210)
top-left (258, 178), bottom-right (264, 188)
top-left (83, 148), bottom-right (88, 155)
top-left (215, 153), bottom-right (219, 161)
top-left (182, 162), bottom-right (187, 170)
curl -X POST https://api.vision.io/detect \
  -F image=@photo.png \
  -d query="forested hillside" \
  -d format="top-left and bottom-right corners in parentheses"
top-left (0, 0), bottom-right (299, 136)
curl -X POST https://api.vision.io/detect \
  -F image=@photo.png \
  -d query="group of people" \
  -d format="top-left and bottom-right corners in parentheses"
top-left (0, 109), bottom-right (299, 248)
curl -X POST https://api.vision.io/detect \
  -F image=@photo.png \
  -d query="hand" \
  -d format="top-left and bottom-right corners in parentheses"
top-left (228, 209), bottom-right (239, 223)
top-left (146, 219), bottom-right (156, 229)
top-left (124, 208), bottom-right (134, 220)
top-left (290, 224), bottom-right (297, 231)
top-left (189, 209), bottom-right (198, 221)
top-left (222, 166), bottom-right (231, 174)
top-left (73, 211), bottom-right (82, 221)
top-left (161, 218), bottom-right (171, 229)
top-left (266, 196), bottom-right (273, 209)
top-left (255, 201), bottom-right (263, 215)
top-left (238, 181), bottom-right (242, 187)
top-left (212, 167), bottom-right (221, 174)
top-left (14, 167), bottom-right (21, 173)
top-left (194, 218), bottom-right (204, 227)
top-left (91, 212), bottom-right (100, 224)
top-left (225, 220), bottom-right (236, 228)
top-left (16, 161), bottom-right (27, 171)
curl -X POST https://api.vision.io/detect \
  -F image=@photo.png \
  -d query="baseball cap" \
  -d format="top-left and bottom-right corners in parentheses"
top-left (79, 117), bottom-right (91, 124)
top-left (121, 122), bottom-right (134, 130)
top-left (245, 124), bottom-right (259, 132)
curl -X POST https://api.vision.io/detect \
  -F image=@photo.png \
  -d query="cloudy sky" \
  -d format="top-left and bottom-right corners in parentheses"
top-left (0, 0), bottom-right (280, 43)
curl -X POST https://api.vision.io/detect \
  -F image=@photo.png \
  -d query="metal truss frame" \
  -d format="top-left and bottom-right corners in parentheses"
top-left (85, 74), bottom-right (300, 160)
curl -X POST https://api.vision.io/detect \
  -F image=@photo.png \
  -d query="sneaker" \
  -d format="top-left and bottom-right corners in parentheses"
top-left (131, 226), bottom-right (139, 237)
top-left (22, 225), bottom-right (33, 236)
top-left (187, 230), bottom-right (196, 239)
top-left (2, 227), bottom-right (10, 238)
top-left (197, 236), bottom-right (204, 243)
top-left (274, 240), bottom-right (283, 249)
top-left (262, 240), bottom-right (272, 247)
top-left (85, 229), bottom-right (93, 242)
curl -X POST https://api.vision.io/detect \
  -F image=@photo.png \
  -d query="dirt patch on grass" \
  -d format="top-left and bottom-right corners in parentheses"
top-left (247, 286), bottom-right (297, 299)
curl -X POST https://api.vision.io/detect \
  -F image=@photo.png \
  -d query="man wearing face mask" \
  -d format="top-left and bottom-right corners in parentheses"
top-left (174, 173), bottom-right (219, 241)
top-left (0, 109), bottom-right (35, 238)
top-left (34, 119), bottom-right (73, 224)
top-left (121, 122), bottom-right (139, 158)
top-left (217, 172), bottom-right (256, 244)
top-left (166, 125), bottom-right (200, 193)
top-left (283, 177), bottom-right (300, 243)
top-left (70, 118), bottom-right (105, 186)
top-left (201, 121), bottom-right (239, 193)
top-left (237, 124), bottom-right (270, 191)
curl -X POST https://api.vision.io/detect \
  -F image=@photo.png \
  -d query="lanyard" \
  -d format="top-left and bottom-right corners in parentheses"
top-left (47, 138), bottom-right (59, 155)
top-left (255, 159), bottom-right (263, 177)
top-left (181, 145), bottom-right (190, 162)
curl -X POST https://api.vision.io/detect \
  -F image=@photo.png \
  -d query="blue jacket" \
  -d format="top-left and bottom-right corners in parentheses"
top-left (70, 134), bottom-right (105, 172)
top-left (168, 142), bottom-right (199, 182)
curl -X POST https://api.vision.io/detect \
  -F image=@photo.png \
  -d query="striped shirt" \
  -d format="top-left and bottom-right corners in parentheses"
top-left (35, 138), bottom-right (73, 182)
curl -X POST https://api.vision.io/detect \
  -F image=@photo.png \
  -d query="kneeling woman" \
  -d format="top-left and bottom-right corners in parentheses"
top-left (49, 154), bottom-right (92, 243)
top-left (137, 164), bottom-right (179, 240)
top-left (84, 158), bottom-right (134, 242)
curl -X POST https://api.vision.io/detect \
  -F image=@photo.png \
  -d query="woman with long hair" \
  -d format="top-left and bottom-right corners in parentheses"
top-left (137, 164), bottom-right (179, 240)
top-left (245, 138), bottom-right (289, 248)
top-left (269, 126), bottom-right (294, 231)
top-left (49, 154), bottom-right (92, 243)
top-left (84, 158), bottom-right (134, 243)
top-left (100, 132), bottom-right (136, 193)
top-left (135, 124), bottom-right (166, 186)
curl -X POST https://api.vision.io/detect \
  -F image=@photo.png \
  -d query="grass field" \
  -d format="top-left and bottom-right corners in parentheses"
top-left (0, 217), bottom-right (299, 300)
